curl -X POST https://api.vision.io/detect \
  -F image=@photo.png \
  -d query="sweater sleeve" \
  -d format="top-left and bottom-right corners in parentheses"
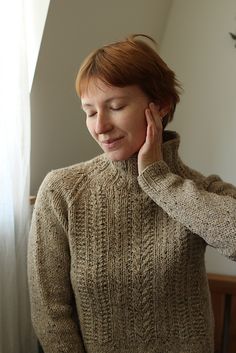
top-left (27, 171), bottom-right (86, 353)
top-left (138, 160), bottom-right (236, 261)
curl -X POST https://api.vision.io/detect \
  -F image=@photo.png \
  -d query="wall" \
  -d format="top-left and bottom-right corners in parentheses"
top-left (160, 0), bottom-right (236, 275)
top-left (30, 0), bottom-right (172, 195)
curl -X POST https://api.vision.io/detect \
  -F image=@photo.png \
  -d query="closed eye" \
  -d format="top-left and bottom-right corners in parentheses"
top-left (86, 112), bottom-right (97, 117)
top-left (110, 106), bottom-right (125, 111)
top-left (85, 105), bottom-right (125, 117)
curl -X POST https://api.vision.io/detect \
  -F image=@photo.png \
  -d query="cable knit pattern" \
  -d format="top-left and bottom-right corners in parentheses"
top-left (28, 130), bottom-right (236, 353)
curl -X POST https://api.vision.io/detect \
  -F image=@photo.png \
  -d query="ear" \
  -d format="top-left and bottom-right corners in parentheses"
top-left (159, 103), bottom-right (171, 119)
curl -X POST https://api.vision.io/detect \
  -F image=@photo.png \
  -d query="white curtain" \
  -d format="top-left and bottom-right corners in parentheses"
top-left (0, 1), bottom-right (37, 352)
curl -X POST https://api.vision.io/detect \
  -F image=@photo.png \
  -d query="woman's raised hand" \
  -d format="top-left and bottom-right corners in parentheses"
top-left (137, 103), bottom-right (164, 175)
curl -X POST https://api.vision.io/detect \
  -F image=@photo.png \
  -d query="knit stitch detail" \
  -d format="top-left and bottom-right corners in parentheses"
top-left (28, 130), bottom-right (236, 353)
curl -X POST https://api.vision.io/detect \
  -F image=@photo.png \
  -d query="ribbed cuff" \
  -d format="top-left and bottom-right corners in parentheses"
top-left (138, 160), bottom-right (170, 185)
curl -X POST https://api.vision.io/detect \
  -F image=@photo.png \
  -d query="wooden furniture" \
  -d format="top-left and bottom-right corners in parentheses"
top-left (208, 273), bottom-right (236, 353)
top-left (29, 195), bottom-right (36, 205)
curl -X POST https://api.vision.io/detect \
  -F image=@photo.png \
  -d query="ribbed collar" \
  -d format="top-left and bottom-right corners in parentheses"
top-left (162, 130), bottom-right (181, 168)
top-left (101, 130), bottom-right (181, 179)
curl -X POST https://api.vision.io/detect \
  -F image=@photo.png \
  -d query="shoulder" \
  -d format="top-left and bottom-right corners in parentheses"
top-left (178, 159), bottom-right (236, 196)
top-left (36, 154), bottom-right (107, 204)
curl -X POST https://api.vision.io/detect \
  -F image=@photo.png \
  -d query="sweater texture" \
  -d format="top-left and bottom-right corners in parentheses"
top-left (28, 130), bottom-right (236, 353)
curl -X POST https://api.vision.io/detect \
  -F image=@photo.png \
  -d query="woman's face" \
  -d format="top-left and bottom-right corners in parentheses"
top-left (81, 78), bottom-right (150, 161)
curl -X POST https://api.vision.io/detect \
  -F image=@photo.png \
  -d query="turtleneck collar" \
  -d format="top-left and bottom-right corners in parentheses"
top-left (100, 130), bottom-right (181, 180)
top-left (162, 130), bottom-right (181, 167)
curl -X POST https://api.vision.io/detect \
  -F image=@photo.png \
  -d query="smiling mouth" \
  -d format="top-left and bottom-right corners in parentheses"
top-left (101, 136), bottom-right (124, 148)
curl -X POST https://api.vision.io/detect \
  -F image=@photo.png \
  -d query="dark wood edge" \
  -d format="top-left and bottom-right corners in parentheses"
top-left (208, 273), bottom-right (236, 295)
top-left (29, 195), bottom-right (36, 205)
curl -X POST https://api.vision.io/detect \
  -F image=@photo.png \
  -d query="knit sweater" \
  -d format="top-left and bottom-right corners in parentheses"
top-left (28, 130), bottom-right (236, 353)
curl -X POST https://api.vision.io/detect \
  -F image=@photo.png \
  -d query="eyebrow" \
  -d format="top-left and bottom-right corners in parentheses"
top-left (81, 95), bottom-right (128, 108)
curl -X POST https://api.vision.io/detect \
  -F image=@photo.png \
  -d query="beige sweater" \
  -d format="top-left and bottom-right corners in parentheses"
top-left (28, 130), bottom-right (236, 353)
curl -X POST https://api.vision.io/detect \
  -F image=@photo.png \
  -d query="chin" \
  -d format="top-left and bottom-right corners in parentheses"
top-left (105, 149), bottom-right (138, 161)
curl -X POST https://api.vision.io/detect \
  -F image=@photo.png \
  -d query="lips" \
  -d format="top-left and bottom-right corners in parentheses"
top-left (101, 137), bottom-right (124, 144)
top-left (101, 136), bottom-right (124, 150)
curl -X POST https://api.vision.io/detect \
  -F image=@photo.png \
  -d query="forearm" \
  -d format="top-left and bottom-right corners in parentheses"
top-left (28, 226), bottom-right (86, 353)
top-left (27, 171), bottom-right (86, 353)
top-left (31, 303), bottom-right (86, 353)
top-left (138, 160), bottom-right (236, 260)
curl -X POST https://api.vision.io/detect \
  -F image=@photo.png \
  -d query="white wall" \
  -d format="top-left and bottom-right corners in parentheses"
top-left (160, 0), bottom-right (236, 275)
top-left (24, 0), bottom-right (50, 90)
top-left (30, 0), bottom-right (172, 195)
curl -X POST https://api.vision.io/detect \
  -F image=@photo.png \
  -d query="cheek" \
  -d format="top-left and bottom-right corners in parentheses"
top-left (86, 120), bottom-right (96, 138)
top-left (129, 110), bottom-right (147, 137)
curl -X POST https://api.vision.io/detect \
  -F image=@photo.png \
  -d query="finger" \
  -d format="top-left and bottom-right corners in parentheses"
top-left (145, 109), bottom-right (156, 141)
top-left (149, 102), bottom-right (161, 114)
top-left (147, 106), bottom-right (164, 146)
top-left (149, 102), bottom-right (163, 122)
top-left (147, 107), bottom-right (159, 131)
top-left (149, 104), bottom-right (164, 133)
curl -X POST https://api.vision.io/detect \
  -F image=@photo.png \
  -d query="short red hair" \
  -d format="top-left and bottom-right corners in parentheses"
top-left (75, 34), bottom-right (182, 128)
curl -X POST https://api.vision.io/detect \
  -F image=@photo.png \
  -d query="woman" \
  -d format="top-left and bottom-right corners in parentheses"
top-left (28, 34), bottom-right (236, 353)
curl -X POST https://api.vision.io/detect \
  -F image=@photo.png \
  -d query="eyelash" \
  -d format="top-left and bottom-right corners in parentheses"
top-left (86, 106), bottom-right (125, 117)
top-left (111, 106), bottom-right (124, 111)
top-left (87, 112), bottom-right (96, 117)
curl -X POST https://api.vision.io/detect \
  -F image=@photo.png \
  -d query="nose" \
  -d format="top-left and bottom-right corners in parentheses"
top-left (95, 111), bottom-right (113, 135)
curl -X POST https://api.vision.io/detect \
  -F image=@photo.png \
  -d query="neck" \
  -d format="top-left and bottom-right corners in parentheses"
top-left (100, 130), bottom-right (181, 181)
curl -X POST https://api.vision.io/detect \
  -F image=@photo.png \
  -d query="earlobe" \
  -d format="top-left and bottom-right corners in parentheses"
top-left (160, 104), bottom-right (171, 118)
top-left (150, 102), bottom-right (170, 118)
